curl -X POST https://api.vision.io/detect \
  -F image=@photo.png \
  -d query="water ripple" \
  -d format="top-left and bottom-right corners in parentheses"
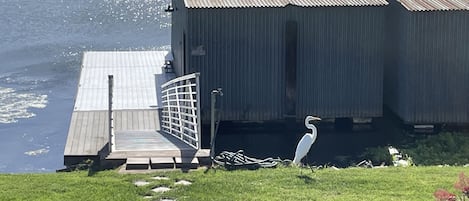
top-left (0, 87), bottom-right (48, 124)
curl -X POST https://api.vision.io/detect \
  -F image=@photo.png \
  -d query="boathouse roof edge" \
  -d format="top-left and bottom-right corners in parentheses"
top-left (183, 0), bottom-right (389, 8)
top-left (397, 0), bottom-right (469, 12)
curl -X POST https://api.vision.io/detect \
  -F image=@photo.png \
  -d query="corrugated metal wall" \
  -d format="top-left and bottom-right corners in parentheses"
top-left (296, 6), bottom-right (385, 119)
top-left (171, 0), bottom-right (188, 76)
top-left (383, 1), bottom-right (400, 121)
top-left (385, 4), bottom-right (469, 124)
top-left (173, 4), bottom-right (386, 122)
top-left (188, 8), bottom-right (288, 121)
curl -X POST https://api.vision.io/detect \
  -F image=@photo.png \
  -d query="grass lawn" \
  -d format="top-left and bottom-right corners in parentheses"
top-left (0, 166), bottom-right (467, 201)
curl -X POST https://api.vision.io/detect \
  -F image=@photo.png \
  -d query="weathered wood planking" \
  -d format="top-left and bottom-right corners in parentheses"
top-left (64, 109), bottom-right (159, 157)
top-left (113, 110), bottom-right (159, 131)
top-left (114, 130), bottom-right (193, 151)
top-left (64, 111), bottom-right (108, 156)
top-left (107, 149), bottom-right (210, 159)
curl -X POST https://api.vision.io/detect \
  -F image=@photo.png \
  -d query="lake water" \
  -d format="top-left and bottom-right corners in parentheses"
top-left (0, 0), bottom-right (170, 173)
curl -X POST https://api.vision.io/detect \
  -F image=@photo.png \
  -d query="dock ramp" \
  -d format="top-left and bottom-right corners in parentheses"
top-left (64, 51), bottom-right (208, 169)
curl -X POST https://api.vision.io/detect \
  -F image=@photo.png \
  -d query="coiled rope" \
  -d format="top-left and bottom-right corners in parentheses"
top-left (213, 150), bottom-right (289, 170)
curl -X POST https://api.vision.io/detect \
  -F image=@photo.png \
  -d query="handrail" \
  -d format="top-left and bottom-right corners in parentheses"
top-left (107, 75), bottom-right (114, 155)
top-left (160, 73), bottom-right (201, 149)
top-left (161, 73), bottom-right (199, 88)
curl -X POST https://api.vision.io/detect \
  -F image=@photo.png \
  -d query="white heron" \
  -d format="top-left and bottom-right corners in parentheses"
top-left (293, 116), bottom-right (321, 165)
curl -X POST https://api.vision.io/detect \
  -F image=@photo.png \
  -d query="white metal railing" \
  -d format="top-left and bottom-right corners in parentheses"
top-left (161, 73), bottom-right (201, 149)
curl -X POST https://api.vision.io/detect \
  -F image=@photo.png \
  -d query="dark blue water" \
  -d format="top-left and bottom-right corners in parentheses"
top-left (0, 0), bottom-right (170, 173)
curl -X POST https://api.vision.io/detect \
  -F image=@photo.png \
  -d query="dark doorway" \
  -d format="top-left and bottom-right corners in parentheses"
top-left (285, 21), bottom-right (298, 117)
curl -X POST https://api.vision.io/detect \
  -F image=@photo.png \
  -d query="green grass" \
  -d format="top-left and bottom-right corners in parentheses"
top-left (1, 166), bottom-right (467, 201)
top-left (0, 171), bottom-right (141, 201)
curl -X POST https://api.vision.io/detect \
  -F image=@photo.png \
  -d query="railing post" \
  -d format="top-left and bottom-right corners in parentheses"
top-left (108, 75), bottom-right (114, 154)
top-left (167, 85), bottom-right (173, 135)
top-left (195, 73), bottom-right (201, 149)
top-left (210, 88), bottom-right (223, 160)
top-left (175, 82), bottom-right (182, 139)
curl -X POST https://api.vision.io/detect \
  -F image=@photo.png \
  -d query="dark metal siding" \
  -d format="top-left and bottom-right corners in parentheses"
top-left (385, 4), bottom-right (469, 124)
top-left (188, 8), bottom-right (288, 121)
top-left (177, 6), bottom-right (386, 122)
top-left (296, 6), bottom-right (385, 118)
top-left (171, 0), bottom-right (188, 76)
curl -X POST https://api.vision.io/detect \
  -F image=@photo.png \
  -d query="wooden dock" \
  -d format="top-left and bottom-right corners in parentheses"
top-left (64, 51), bottom-right (208, 168)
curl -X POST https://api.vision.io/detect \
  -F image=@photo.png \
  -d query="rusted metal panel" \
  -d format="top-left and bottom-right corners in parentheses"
top-left (183, 0), bottom-right (388, 8)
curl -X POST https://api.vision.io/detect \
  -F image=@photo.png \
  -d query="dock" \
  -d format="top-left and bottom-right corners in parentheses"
top-left (64, 51), bottom-right (209, 169)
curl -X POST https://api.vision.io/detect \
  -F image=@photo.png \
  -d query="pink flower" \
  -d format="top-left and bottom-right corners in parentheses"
top-left (454, 172), bottom-right (469, 197)
top-left (434, 189), bottom-right (456, 201)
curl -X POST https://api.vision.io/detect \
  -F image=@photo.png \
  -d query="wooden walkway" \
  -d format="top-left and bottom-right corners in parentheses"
top-left (64, 51), bottom-right (208, 167)
top-left (64, 109), bottom-right (161, 157)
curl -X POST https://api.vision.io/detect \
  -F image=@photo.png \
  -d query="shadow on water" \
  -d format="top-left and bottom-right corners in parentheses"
top-left (201, 109), bottom-right (412, 167)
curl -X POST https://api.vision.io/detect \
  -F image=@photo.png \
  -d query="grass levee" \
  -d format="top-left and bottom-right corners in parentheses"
top-left (1, 166), bottom-right (467, 201)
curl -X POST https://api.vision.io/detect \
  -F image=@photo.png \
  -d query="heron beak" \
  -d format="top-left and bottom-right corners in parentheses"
top-left (312, 116), bottom-right (321, 121)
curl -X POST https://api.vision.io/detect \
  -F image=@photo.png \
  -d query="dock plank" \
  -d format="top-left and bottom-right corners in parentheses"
top-left (137, 110), bottom-right (144, 130)
top-left (83, 112), bottom-right (95, 155)
top-left (64, 112), bottom-right (78, 155)
top-left (86, 111), bottom-right (97, 155)
top-left (150, 157), bottom-right (174, 169)
top-left (146, 110), bottom-right (152, 130)
top-left (95, 111), bottom-right (107, 154)
top-left (74, 113), bottom-right (84, 155)
top-left (107, 149), bottom-right (209, 159)
top-left (77, 111), bottom-right (89, 155)
top-left (121, 110), bottom-right (128, 131)
top-left (126, 158), bottom-right (150, 170)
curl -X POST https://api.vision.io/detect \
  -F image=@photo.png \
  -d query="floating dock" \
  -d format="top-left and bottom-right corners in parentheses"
top-left (64, 51), bottom-right (208, 169)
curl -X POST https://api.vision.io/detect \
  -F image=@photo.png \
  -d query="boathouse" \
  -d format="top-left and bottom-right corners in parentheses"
top-left (170, 0), bottom-right (388, 122)
top-left (384, 0), bottom-right (469, 124)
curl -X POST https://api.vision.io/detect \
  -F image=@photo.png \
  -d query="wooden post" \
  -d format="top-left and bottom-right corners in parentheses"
top-left (108, 75), bottom-right (114, 154)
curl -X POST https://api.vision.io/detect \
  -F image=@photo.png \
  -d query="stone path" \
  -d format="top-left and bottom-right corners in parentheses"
top-left (133, 176), bottom-right (192, 201)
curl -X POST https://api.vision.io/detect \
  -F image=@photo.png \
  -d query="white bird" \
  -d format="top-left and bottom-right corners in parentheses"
top-left (293, 116), bottom-right (321, 165)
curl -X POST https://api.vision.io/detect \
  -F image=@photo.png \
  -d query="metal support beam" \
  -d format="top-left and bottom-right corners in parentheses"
top-left (210, 88), bottom-right (223, 160)
top-left (108, 75), bottom-right (114, 154)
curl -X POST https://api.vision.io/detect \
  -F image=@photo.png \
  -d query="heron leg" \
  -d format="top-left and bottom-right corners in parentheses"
top-left (306, 153), bottom-right (314, 173)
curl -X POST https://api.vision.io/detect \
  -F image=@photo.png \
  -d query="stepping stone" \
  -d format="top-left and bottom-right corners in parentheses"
top-left (160, 199), bottom-right (176, 201)
top-left (151, 158), bottom-right (175, 169)
top-left (152, 186), bottom-right (171, 193)
top-left (175, 180), bottom-right (192, 186)
top-left (152, 176), bottom-right (170, 180)
top-left (134, 180), bottom-right (151, 186)
top-left (174, 157), bottom-right (199, 169)
top-left (126, 158), bottom-right (150, 170)
top-left (143, 196), bottom-right (153, 199)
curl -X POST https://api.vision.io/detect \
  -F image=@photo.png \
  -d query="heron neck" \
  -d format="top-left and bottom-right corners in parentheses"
top-left (307, 124), bottom-right (317, 136)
